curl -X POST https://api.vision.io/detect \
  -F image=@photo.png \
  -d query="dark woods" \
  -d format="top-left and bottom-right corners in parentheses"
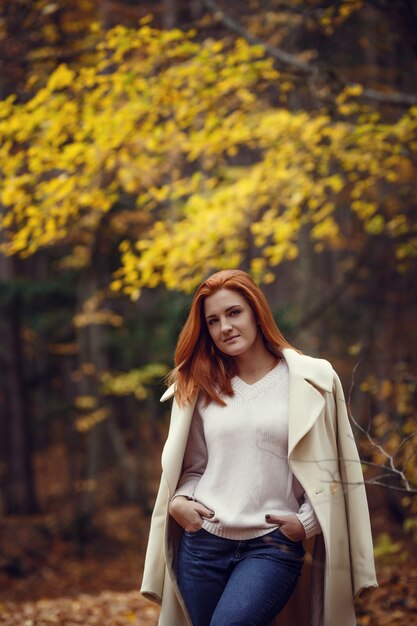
top-left (0, 3), bottom-right (416, 623)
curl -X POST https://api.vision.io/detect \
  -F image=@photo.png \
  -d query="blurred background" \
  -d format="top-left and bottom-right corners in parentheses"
top-left (0, 1), bottom-right (416, 624)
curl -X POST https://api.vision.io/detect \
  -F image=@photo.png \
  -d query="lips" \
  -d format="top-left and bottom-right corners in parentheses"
top-left (224, 335), bottom-right (240, 343)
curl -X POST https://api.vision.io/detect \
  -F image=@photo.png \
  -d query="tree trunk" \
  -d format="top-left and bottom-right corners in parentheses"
top-left (74, 266), bottom-right (137, 530)
top-left (163, 0), bottom-right (177, 29)
top-left (296, 223), bottom-right (320, 353)
top-left (0, 254), bottom-right (38, 514)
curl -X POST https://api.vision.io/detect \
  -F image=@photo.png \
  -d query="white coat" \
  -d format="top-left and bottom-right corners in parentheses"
top-left (140, 348), bottom-right (377, 626)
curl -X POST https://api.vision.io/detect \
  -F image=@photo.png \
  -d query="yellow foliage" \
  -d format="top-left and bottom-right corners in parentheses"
top-left (74, 395), bottom-right (98, 410)
top-left (73, 291), bottom-right (124, 328)
top-left (0, 23), bottom-right (416, 295)
top-left (100, 363), bottom-right (169, 400)
top-left (73, 311), bottom-right (124, 328)
top-left (373, 533), bottom-right (403, 560)
top-left (74, 408), bottom-right (109, 433)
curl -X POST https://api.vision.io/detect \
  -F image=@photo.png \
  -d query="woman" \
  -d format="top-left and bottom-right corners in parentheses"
top-left (141, 269), bottom-right (377, 626)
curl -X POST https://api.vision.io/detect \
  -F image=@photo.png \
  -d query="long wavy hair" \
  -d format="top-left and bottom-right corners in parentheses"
top-left (169, 269), bottom-right (294, 406)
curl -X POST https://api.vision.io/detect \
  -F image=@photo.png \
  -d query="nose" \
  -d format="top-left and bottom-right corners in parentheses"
top-left (220, 317), bottom-right (233, 334)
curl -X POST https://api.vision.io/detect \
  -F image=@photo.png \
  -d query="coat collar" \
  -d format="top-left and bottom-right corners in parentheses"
top-left (160, 383), bottom-right (176, 403)
top-left (282, 348), bottom-right (333, 393)
top-left (283, 348), bottom-right (333, 457)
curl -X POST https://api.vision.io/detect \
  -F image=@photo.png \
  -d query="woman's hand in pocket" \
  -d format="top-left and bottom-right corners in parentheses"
top-left (169, 496), bottom-right (216, 532)
top-left (265, 513), bottom-right (306, 541)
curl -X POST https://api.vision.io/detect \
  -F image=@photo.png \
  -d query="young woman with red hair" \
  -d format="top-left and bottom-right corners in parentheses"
top-left (141, 269), bottom-right (377, 626)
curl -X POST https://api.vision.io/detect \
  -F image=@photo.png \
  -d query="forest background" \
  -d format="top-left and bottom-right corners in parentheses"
top-left (0, 1), bottom-right (417, 624)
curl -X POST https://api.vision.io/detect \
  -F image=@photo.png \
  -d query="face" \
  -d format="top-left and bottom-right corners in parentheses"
top-left (204, 288), bottom-right (260, 359)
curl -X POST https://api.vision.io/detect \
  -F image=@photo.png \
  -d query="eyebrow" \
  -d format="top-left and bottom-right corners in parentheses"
top-left (205, 304), bottom-right (242, 320)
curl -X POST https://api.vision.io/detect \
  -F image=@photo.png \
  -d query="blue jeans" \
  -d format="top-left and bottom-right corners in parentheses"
top-left (177, 528), bottom-right (304, 626)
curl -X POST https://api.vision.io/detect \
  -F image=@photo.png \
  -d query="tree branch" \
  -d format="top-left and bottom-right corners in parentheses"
top-left (202, 0), bottom-right (417, 106)
top-left (293, 248), bottom-right (367, 331)
top-left (349, 85), bottom-right (417, 107)
top-left (0, 46), bottom-right (96, 68)
top-left (202, 0), bottom-right (311, 72)
top-left (347, 360), bottom-right (414, 493)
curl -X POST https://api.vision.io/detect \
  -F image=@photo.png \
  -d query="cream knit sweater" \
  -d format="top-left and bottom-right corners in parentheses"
top-left (174, 360), bottom-right (321, 540)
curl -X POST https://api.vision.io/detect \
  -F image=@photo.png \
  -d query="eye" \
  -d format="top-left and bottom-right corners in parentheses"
top-left (207, 318), bottom-right (217, 326)
top-left (229, 309), bottom-right (241, 317)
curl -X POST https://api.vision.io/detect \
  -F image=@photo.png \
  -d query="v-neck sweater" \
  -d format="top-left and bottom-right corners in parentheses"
top-left (174, 360), bottom-right (321, 540)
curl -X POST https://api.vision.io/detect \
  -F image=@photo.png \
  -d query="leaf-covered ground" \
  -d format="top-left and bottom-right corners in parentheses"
top-left (0, 506), bottom-right (159, 626)
top-left (1, 504), bottom-right (416, 625)
top-left (358, 562), bottom-right (417, 626)
top-left (0, 591), bottom-right (158, 626)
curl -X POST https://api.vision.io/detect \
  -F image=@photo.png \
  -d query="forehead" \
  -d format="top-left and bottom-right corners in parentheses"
top-left (204, 288), bottom-right (247, 316)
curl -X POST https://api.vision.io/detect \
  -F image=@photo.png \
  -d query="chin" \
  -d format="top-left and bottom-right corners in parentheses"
top-left (223, 346), bottom-right (247, 357)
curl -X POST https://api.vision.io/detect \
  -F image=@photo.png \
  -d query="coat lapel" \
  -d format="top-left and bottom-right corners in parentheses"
top-left (283, 348), bottom-right (333, 458)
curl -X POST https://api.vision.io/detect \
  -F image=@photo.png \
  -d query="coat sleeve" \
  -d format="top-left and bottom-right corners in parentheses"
top-left (333, 371), bottom-right (378, 597)
top-left (140, 474), bottom-right (170, 605)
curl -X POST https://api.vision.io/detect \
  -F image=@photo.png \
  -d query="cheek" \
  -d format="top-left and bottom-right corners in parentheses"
top-left (212, 332), bottom-right (222, 346)
top-left (243, 314), bottom-right (257, 334)
top-left (207, 325), bottom-right (218, 342)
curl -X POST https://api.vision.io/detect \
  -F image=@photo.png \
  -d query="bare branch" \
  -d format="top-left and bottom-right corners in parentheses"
top-left (347, 361), bottom-right (414, 492)
top-left (331, 478), bottom-right (417, 493)
top-left (392, 431), bottom-right (417, 460)
top-left (202, 0), bottom-right (311, 72)
top-left (347, 85), bottom-right (417, 107)
top-left (294, 249), bottom-right (367, 331)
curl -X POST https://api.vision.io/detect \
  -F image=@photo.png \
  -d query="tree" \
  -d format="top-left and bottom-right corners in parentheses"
top-left (0, 9), bottom-right (416, 524)
top-left (0, 256), bottom-right (37, 514)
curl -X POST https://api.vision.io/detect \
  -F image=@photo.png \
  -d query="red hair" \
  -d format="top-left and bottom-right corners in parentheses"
top-left (170, 269), bottom-right (294, 406)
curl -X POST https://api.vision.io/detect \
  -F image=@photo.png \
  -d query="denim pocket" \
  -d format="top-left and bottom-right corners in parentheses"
top-left (277, 528), bottom-right (298, 543)
top-left (269, 529), bottom-right (305, 556)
